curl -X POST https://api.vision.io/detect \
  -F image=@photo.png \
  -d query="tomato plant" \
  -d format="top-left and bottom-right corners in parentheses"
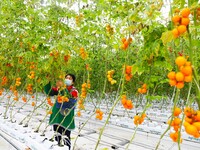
top-left (0, 0), bottom-right (200, 150)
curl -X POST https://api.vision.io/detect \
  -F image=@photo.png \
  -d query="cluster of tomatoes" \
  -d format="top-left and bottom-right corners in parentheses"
top-left (1, 76), bottom-right (8, 86)
top-left (46, 97), bottom-right (54, 106)
top-left (26, 84), bottom-right (33, 94)
top-left (169, 107), bottom-right (182, 142)
top-left (120, 37), bottom-right (132, 50)
top-left (107, 70), bottom-right (117, 85)
top-left (137, 84), bottom-right (147, 94)
top-left (13, 90), bottom-right (18, 101)
top-left (125, 66), bottom-right (133, 81)
top-left (168, 56), bottom-right (192, 89)
top-left (95, 109), bottom-right (104, 120)
top-left (77, 82), bottom-right (91, 117)
top-left (172, 8), bottom-right (190, 38)
top-left (22, 96), bottom-right (27, 103)
top-left (133, 113), bottom-right (146, 125)
top-left (49, 50), bottom-right (60, 59)
top-left (57, 95), bottom-right (69, 103)
top-left (121, 95), bottom-right (134, 110)
top-left (183, 107), bottom-right (200, 138)
top-left (15, 77), bottom-right (21, 86)
top-left (169, 106), bottom-right (200, 142)
top-left (28, 71), bottom-right (35, 79)
top-left (80, 47), bottom-right (88, 60)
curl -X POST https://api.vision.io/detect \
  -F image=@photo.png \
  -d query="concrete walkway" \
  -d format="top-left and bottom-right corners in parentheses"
top-left (0, 135), bottom-right (16, 150)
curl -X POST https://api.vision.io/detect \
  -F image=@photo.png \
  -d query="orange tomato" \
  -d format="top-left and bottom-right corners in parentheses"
top-left (169, 79), bottom-right (177, 86)
top-left (176, 81), bottom-right (184, 89)
top-left (181, 17), bottom-right (190, 26)
top-left (177, 25), bottom-right (187, 34)
top-left (174, 107), bottom-right (182, 116)
top-left (181, 8), bottom-right (190, 18)
top-left (175, 72), bottom-right (185, 82)
top-left (184, 75), bottom-right (192, 82)
top-left (175, 56), bottom-right (186, 67)
top-left (167, 71), bottom-right (176, 80)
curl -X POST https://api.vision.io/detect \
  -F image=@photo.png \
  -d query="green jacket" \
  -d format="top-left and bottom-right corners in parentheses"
top-left (44, 82), bottom-right (76, 130)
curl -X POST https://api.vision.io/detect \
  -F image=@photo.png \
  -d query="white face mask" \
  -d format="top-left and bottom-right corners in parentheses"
top-left (65, 79), bottom-right (72, 86)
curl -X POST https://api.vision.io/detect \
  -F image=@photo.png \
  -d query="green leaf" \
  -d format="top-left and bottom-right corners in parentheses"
top-left (146, 95), bottom-right (166, 101)
top-left (132, 64), bottom-right (138, 75)
top-left (160, 31), bottom-right (174, 45)
top-left (159, 79), bottom-right (169, 84)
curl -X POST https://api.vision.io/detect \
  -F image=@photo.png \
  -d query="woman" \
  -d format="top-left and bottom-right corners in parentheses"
top-left (45, 73), bottom-right (78, 149)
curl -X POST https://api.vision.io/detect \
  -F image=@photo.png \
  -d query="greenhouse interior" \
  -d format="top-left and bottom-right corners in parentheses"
top-left (0, 0), bottom-right (200, 150)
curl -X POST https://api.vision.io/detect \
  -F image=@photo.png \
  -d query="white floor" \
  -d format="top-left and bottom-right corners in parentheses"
top-left (0, 93), bottom-right (200, 150)
top-left (0, 136), bottom-right (16, 150)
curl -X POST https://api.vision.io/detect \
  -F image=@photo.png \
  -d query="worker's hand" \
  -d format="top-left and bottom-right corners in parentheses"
top-left (56, 80), bottom-right (63, 88)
